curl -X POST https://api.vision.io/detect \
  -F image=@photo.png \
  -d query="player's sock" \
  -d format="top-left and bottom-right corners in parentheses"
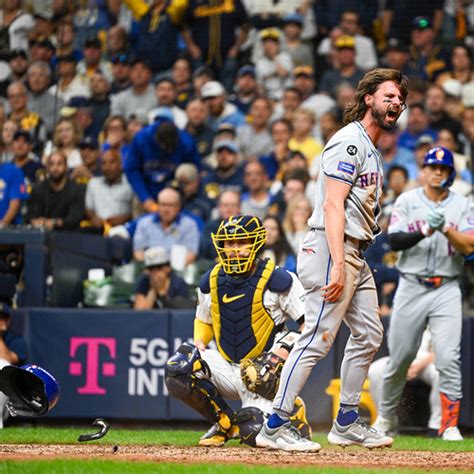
top-left (267, 412), bottom-right (288, 429)
top-left (336, 404), bottom-right (359, 426)
top-left (439, 392), bottom-right (460, 435)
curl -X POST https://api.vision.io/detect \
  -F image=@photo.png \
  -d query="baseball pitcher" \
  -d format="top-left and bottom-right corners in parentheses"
top-left (257, 68), bottom-right (409, 451)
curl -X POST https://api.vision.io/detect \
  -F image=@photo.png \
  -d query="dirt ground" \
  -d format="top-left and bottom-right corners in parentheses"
top-left (0, 444), bottom-right (473, 470)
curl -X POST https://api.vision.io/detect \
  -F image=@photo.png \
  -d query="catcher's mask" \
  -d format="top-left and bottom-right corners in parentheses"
top-left (0, 364), bottom-right (60, 417)
top-left (423, 146), bottom-right (456, 189)
top-left (211, 215), bottom-right (267, 275)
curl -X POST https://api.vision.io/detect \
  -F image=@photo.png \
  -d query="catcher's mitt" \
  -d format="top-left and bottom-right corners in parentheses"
top-left (240, 352), bottom-right (285, 400)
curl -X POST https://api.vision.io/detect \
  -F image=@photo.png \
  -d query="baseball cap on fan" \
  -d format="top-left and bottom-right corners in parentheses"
top-left (34, 10), bottom-right (54, 21)
top-left (192, 65), bottom-right (214, 80)
top-left (148, 106), bottom-right (174, 124)
top-left (237, 65), bottom-right (256, 78)
top-left (283, 13), bottom-right (304, 27)
top-left (201, 81), bottom-right (225, 98)
top-left (79, 136), bottom-right (99, 149)
top-left (412, 16), bottom-right (432, 30)
top-left (259, 28), bottom-right (281, 42)
top-left (84, 34), bottom-right (102, 49)
top-left (144, 247), bottom-right (170, 269)
top-left (216, 123), bottom-right (236, 138)
top-left (415, 134), bottom-right (434, 149)
top-left (60, 96), bottom-right (90, 117)
top-left (386, 38), bottom-right (409, 54)
top-left (294, 65), bottom-right (314, 78)
top-left (335, 35), bottom-right (355, 50)
top-left (214, 139), bottom-right (239, 153)
top-left (13, 130), bottom-right (32, 143)
top-left (442, 79), bottom-right (462, 98)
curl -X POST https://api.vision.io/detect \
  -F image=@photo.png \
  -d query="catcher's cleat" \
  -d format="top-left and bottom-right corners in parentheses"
top-left (199, 423), bottom-right (228, 447)
top-left (289, 396), bottom-right (312, 440)
top-left (198, 423), bottom-right (239, 447)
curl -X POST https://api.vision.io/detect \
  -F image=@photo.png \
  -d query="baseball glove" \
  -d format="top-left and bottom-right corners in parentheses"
top-left (240, 352), bottom-right (285, 400)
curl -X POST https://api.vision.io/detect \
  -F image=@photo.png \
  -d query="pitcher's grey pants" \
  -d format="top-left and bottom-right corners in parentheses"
top-left (273, 229), bottom-right (383, 417)
top-left (379, 277), bottom-right (462, 419)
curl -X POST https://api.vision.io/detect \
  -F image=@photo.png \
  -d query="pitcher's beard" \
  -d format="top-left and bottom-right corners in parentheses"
top-left (372, 105), bottom-right (399, 131)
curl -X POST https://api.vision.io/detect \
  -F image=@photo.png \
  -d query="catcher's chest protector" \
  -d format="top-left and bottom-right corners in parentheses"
top-left (210, 259), bottom-right (276, 362)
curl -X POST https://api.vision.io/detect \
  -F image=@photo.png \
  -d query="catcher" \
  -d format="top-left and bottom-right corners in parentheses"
top-left (165, 215), bottom-right (314, 448)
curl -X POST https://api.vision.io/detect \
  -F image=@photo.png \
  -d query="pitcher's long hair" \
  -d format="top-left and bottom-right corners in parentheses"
top-left (343, 68), bottom-right (408, 125)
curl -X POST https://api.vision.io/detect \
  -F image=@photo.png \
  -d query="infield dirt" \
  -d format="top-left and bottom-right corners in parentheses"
top-left (0, 444), bottom-right (472, 470)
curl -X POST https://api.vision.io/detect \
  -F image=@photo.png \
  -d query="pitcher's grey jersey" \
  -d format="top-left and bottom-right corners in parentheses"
top-left (308, 121), bottom-right (384, 242)
top-left (388, 188), bottom-right (472, 277)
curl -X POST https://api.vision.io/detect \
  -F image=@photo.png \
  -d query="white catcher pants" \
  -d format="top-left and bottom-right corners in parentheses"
top-left (201, 349), bottom-right (273, 413)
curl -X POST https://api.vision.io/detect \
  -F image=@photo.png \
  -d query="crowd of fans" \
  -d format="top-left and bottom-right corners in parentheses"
top-left (0, 0), bottom-right (473, 310)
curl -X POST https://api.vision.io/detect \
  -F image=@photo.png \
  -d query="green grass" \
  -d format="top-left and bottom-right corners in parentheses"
top-left (0, 461), bottom-right (466, 474)
top-left (0, 427), bottom-right (473, 452)
top-left (0, 427), bottom-right (199, 446)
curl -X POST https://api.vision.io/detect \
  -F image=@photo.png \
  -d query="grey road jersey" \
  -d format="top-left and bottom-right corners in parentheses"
top-left (388, 188), bottom-right (473, 277)
top-left (308, 121), bottom-right (384, 241)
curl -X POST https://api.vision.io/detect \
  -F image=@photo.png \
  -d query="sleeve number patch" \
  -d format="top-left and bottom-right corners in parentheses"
top-left (346, 145), bottom-right (358, 155)
top-left (337, 161), bottom-right (356, 175)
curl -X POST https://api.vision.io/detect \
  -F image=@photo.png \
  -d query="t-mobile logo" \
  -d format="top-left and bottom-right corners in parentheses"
top-left (69, 337), bottom-right (117, 395)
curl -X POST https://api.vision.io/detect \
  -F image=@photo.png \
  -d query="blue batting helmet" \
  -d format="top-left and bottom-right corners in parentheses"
top-left (0, 364), bottom-right (59, 417)
top-left (423, 146), bottom-right (456, 188)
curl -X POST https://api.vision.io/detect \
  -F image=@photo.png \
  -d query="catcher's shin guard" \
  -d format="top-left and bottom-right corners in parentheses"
top-left (290, 396), bottom-right (312, 440)
top-left (165, 343), bottom-right (235, 431)
top-left (235, 406), bottom-right (264, 447)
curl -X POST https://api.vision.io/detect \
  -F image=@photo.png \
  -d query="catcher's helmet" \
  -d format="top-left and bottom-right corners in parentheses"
top-left (423, 146), bottom-right (456, 188)
top-left (0, 364), bottom-right (59, 417)
top-left (211, 215), bottom-right (267, 274)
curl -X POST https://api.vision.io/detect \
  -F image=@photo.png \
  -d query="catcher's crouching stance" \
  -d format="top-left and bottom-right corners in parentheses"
top-left (165, 215), bottom-right (312, 447)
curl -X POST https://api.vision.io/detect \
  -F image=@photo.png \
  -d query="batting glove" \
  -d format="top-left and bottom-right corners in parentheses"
top-left (426, 208), bottom-right (445, 231)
